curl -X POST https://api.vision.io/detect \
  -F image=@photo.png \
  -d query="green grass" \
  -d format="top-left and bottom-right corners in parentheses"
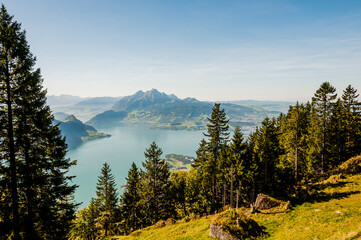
top-left (254, 174), bottom-right (361, 240)
top-left (115, 218), bottom-right (213, 240)
top-left (114, 173), bottom-right (361, 240)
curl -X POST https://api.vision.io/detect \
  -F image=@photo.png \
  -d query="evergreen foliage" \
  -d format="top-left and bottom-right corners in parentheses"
top-left (71, 82), bottom-right (361, 238)
top-left (311, 81), bottom-right (337, 173)
top-left (120, 162), bottom-right (142, 233)
top-left (141, 142), bottom-right (172, 225)
top-left (95, 162), bottom-right (119, 236)
top-left (0, 5), bottom-right (77, 239)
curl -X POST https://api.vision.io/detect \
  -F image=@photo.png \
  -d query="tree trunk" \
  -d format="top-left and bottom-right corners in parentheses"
top-left (236, 186), bottom-right (239, 210)
top-left (295, 145), bottom-right (298, 183)
top-left (222, 181), bottom-right (226, 208)
top-left (5, 59), bottom-right (20, 240)
top-left (230, 164), bottom-right (234, 208)
top-left (212, 173), bottom-right (215, 213)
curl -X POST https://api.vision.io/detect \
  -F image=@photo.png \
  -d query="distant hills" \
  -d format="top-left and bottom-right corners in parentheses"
top-left (86, 89), bottom-right (280, 130)
top-left (47, 89), bottom-right (291, 133)
top-left (47, 95), bottom-right (122, 121)
top-left (55, 115), bottom-right (111, 149)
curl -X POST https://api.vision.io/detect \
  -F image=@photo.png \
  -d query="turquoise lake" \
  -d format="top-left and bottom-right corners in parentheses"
top-left (67, 124), bottom-right (206, 207)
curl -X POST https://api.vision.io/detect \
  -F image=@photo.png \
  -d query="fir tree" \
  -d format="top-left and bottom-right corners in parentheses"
top-left (342, 85), bottom-right (361, 157)
top-left (311, 82), bottom-right (337, 174)
top-left (279, 102), bottom-right (310, 182)
top-left (229, 126), bottom-right (245, 208)
top-left (0, 5), bottom-right (77, 239)
top-left (204, 103), bottom-right (229, 211)
top-left (256, 117), bottom-right (281, 194)
top-left (120, 162), bottom-right (142, 233)
top-left (96, 163), bottom-right (119, 236)
top-left (141, 142), bottom-right (171, 225)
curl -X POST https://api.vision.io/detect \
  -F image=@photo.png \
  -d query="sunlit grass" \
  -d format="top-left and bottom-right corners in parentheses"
top-left (115, 174), bottom-right (361, 240)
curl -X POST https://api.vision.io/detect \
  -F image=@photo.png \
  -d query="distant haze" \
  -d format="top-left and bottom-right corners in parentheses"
top-left (3, 0), bottom-right (361, 101)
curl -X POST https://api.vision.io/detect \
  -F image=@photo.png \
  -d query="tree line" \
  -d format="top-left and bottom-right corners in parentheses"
top-left (1, 4), bottom-right (361, 239)
top-left (70, 82), bottom-right (361, 238)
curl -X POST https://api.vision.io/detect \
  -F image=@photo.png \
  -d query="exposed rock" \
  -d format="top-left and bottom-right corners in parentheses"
top-left (335, 210), bottom-right (342, 214)
top-left (154, 220), bottom-right (165, 228)
top-left (210, 209), bottom-right (263, 240)
top-left (284, 201), bottom-right (291, 210)
top-left (315, 209), bottom-right (321, 212)
top-left (339, 155), bottom-right (361, 174)
top-left (254, 193), bottom-right (282, 210)
top-left (209, 223), bottom-right (238, 240)
top-left (165, 218), bottom-right (176, 225)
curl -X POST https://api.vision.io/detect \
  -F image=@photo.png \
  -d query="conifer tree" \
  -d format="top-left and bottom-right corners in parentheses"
top-left (141, 142), bottom-right (171, 225)
top-left (342, 85), bottom-right (361, 157)
top-left (204, 103), bottom-right (229, 211)
top-left (0, 5), bottom-right (77, 239)
top-left (96, 163), bottom-right (119, 236)
top-left (256, 117), bottom-right (281, 193)
top-left (329, 99), bottom-right (347, 166)
top-left (242, 129), bottom-right (262, 206)
top-left (191, 139), bottom-right (213, 213)
top-left (279, 102), bottom-right (310, 182)
top-left (229, 126), bottom-right (245, 208)
top-left (311, 82), bottom-right (337, 174)
top-left (69, 198), bottom-right (100, 240)
top-left (169, 171), bottom-right (188, 217)
top-left (120, 162), bottom-right (142, 233)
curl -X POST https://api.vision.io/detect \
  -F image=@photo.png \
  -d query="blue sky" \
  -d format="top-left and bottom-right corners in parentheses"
top-left (2, 0), bottom-right (361, 101)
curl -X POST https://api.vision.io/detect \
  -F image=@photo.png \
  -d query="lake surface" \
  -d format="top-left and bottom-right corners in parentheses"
top-left (67, 124), bottom-right (206, 207)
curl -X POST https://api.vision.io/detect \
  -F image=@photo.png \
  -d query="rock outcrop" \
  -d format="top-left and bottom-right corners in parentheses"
top-left (209, 223), bottom-right (238, 240)
top-left (254, 193), bottom-right (282, 210)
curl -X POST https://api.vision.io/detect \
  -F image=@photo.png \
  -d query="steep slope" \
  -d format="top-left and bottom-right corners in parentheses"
top-left (115, 173), bottom-right (361, 240)
top-left (57, 115), bottom-right (110, 149)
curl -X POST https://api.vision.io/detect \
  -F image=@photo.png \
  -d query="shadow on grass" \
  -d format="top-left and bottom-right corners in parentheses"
top-left (311, 181), bottom-right (351, 191)
top-left (308, 190), bottom-right (360, 203)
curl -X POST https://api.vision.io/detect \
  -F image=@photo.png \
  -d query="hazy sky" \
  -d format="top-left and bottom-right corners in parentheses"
top-left (2, 0), bottom-right (361, 101)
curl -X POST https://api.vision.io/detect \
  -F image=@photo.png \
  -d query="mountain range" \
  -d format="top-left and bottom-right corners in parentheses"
top-left (85, 89), bottom-right (281, 130)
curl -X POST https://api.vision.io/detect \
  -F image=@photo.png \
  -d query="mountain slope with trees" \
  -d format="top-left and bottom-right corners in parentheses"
top-left (69, 82), bottom-right (361, 239)
top-left (55, 115), bottom-right (111, 149)
top-left (87, 89), bottom-right (277, 129)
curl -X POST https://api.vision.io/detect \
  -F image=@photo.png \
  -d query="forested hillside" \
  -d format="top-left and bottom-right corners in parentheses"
top-left (69, 82), bottom-right (361, 239)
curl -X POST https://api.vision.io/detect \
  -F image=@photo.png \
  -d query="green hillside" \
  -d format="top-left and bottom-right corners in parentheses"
top-left (57, 115), bottom-right (111, 149)
top-left (115, 173), bottom-right (361, 240)
top-left (87, 89), bottom-right (276, 129)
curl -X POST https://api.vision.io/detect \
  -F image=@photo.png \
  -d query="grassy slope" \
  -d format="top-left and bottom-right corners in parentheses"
top-left (116, 218), bottom-right (212, 240)
top-left (116, 173), bottom-right (361, 240)
top-left (255, 174), bottom-right (361, 240)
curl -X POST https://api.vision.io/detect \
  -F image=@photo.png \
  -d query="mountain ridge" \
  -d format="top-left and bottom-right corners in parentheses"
top-left (86, 89), bottom-right (280, 130)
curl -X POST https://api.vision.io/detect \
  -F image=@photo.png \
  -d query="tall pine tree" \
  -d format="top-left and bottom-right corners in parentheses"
top-left (95, 163), bottom-right (119, 236)
top-left (0, 5), bottom-right (77, 239)
top-left (204, 103), bottom-right (229, 212)
top-left (141, 142), bottom-right (171, 225)
top-left (120, 162), bottom-right (142, 233)
top-left (311, 82), bottom-right (337, 174)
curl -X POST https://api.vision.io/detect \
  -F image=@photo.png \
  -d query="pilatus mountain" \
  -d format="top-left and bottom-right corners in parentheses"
top-left (86, 89), bottom-right (279, 130)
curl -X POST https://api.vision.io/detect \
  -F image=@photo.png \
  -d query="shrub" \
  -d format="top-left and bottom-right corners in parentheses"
top-left (211, 209), bottom-right (263, 239)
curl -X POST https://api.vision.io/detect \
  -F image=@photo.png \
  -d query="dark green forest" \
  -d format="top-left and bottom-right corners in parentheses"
top-left (1, 5), bottom-right (361, 240)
